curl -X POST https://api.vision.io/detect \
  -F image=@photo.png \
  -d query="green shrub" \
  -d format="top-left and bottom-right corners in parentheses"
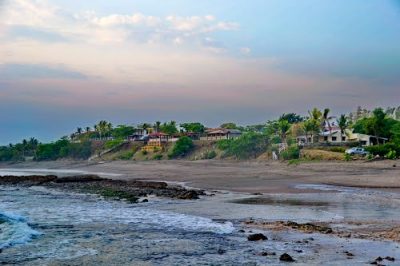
top-left (280, 146), bottom-right (300, 160)
top-left (216, 139), bottom-right (232, 150)
top-left (203, 150), bottom-right (217, 159)
top-left (270, 136), bottom-right (281, 144)
top-left (217, 132), bottom-right (268, 159)
top-left (105, 139), bottom-right (124, 149)
top-left (365, 143), bottom-right (400, 157)
top-left (344, 153), bottom-right (352, 161)
top-left (153, 154), bottom-right (163, 160)
top-left (142, 150), bottom-right (148, 155)
top-left (386, 150), bottom-right (397, 160)
top-left (328, 147), bottom-right (346, 153)
top-left (168, 136), bottom-right (194, 158)
top-left (118, 150), bottom-right (134, 160)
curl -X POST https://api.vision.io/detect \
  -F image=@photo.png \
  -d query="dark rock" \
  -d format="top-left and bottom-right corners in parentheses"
top-left (128, 180), bottom-right (168, 189)
top-left (260, 251), bottom-right (276, 256)
top-left (345, 251), bottom-right (354, 257)
top-left (284, 221), bottom-right (333, 234)
top-left (176, 190), bottom-right (201, 200)
top-left (141, 199), bottom-right (149, 203)
top-left (385, 256), bottom-right (395, 261)
top-left (0, 175), bottom-right (57, 185)
top-left (247, 233), bottom-right (268, 241)
top-left (238, 229), bottom-right (245, 233)
top-left (280, 253), bottom-right (295, 262)
top-left (217, 248), bottom-right (226, 255)
top-left (55, 175), bottom-right (107, 183)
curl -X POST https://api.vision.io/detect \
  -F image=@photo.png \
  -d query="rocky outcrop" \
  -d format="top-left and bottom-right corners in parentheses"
top-left (55, 175), bottom-right (107, 183)
top-left (284, 221), bottom-right (333, 234)
top-left (0, 175), bottom-right (57, 185)
top-left (0, 174), bottom-right (205, 202)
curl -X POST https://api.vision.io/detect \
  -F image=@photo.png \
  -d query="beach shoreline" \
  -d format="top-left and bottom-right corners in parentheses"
top-left (2, 159), bottom-right (399, 194)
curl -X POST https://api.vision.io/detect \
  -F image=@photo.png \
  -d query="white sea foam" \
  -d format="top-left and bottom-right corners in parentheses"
top-left (0, 211), bottom-right (42, 249)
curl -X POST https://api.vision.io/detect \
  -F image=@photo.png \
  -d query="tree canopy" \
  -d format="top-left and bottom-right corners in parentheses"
top-left (180, 122), bottom-right (205, 133)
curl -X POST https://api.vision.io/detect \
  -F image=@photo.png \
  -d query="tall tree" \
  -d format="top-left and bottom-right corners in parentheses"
top-left (277, 119), bottom-right (291, 144)
top-left (154, 121), bottom-right (161, 133)
top-left (180, 122), bottom-right (205, 133)
top-left (308, 108), bottom-right (323, 142)
top-left (322, 108), bottom-right (332, 133)
top-left (337, 114), bottom-right (348, 136)
top-left (220, 123), bottom-right (238, 129)
top-left (279, 113), bottom-right (304, 124)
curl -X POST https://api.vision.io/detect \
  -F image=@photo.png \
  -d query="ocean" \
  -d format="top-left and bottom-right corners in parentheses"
top-left (1, 169), bottom-right (400, 265)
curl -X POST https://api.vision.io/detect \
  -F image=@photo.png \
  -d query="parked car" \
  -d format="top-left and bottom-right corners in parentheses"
top-left (345, 147), bottom-right (369, 156)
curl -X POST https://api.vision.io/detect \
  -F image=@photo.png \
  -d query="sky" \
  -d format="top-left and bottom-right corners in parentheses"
top-left (1, 0), bottom-right (400, 144)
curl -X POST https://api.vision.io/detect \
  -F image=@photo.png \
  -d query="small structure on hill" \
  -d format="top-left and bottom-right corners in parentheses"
top-left (128, 129), bottom-right (148, 141)
top-left (141, 132), bottom-right (170, 152)
top-left (201, 128), bottom-right (242, 141)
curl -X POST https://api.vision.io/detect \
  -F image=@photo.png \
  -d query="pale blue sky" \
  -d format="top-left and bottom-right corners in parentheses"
top-left (1, 0), bottom-right (400, 144)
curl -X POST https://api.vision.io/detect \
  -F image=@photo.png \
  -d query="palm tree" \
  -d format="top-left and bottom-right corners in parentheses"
top-left (141, 123), bottom-right (151, 134)
top-left (322, 108), bottom-right (332, 134)
top-left (308, 108), bottom-right (322, 142)
top-left (303, 120), bottom-right (315, 144)
top-left (277, 119), bottom-right (291, 144)
top-left (338, 114), bottom-right (348, 140)
top-left (86, 127), bottom-right (91, 133)
top-left (22, 139), bottom-right (28, 157)
top-left (95, 121), bottom-right (112, 140)
top-left (77, 127), bottom-right (83, 135)
top-left (154, 121), bottom-right (161, 133)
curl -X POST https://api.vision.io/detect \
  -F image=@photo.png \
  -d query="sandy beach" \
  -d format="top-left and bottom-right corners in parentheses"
top-left (3, 159), bottom-right (400, 193)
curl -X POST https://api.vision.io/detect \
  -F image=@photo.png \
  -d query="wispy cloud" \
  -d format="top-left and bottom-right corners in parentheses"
top-left (0, 64), bottom-right (87, 80)
top-left (1, 0), bottom-right (240, 50)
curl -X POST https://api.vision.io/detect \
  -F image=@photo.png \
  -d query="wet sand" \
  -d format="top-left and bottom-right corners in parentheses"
top-left (3, 159), bottom-right (400, 193)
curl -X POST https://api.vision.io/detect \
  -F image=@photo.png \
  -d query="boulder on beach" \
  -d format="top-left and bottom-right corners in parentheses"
top-left (280, 253), bottom-right (295, 262)
top-left (247, 233), bottom-right (268, 241)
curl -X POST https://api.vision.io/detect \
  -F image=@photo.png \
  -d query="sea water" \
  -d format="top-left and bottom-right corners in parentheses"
top-left (1, 169), bottom-right (400, 265)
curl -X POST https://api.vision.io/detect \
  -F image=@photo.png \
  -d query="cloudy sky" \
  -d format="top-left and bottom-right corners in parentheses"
top-left (1, 0), bottom-right (400, 144)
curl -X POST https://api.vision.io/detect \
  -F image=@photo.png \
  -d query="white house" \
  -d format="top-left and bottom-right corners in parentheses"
top-left (297, 129), bottom-right (387, 146)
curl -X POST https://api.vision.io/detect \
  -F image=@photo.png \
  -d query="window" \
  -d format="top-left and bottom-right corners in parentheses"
top-left (324, 136), bottom-right (328, 141)
top-left (342, 136), bottom-right (346, 141)
top-left (332, 136), bottom-right (337, 141)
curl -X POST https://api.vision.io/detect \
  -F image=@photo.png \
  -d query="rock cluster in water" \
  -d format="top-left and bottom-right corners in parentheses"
top-left (247, 233), bottom-right (268, 241)
top-left (0, 174), bottom-right (205, 202)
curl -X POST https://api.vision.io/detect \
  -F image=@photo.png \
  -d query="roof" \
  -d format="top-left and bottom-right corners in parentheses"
top-left (319, 130), bottom-right (341, 136)
top-left (207, 128), bottom-right (242, 135)
top-left (148, 132), bottom-right (170, 137)
top-left (347, 133), bottom-right (388, 141)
